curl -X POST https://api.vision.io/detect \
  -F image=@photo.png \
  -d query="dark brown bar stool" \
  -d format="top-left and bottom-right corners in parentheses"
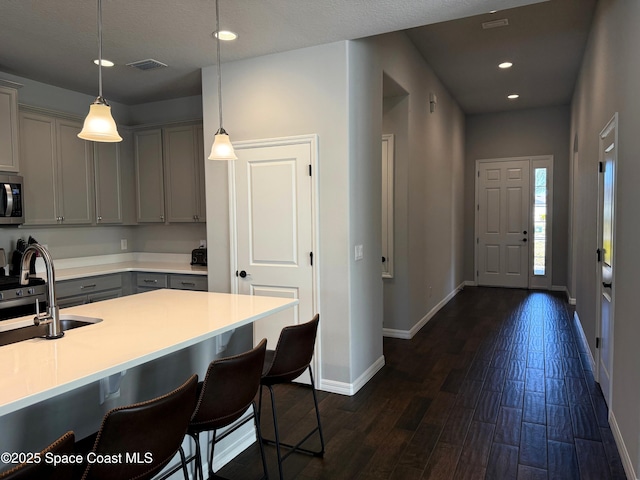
top-left (0, 431), bottom-right (75, 480)
top-left (78, 373), bottom-right (198, 480)
top-left (185, 338), bottom-right (268, 480)
top-left (259, 314), bottom-right (325, 480)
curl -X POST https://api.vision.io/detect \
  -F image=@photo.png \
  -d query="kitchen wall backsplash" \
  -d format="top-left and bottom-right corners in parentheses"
top-left (0, 223), bottom-right (205, 269)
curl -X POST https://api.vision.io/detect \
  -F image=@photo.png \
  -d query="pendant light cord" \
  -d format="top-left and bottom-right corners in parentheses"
top-left (216, 0), bottom-right (224, 130)
top-left (97, 0), bottom-right (103, 100)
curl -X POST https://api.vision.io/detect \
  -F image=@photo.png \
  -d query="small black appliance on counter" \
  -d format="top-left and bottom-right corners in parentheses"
top-left (191, 248), bottom-right (207, 266)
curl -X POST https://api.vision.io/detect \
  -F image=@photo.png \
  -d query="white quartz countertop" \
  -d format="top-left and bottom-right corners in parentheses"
top-left (0, 290), bottom-right (297, 416)
top-left (53, 260), bottom-right (207, 281)
top-left (27, 253), bottom-right (207, 281)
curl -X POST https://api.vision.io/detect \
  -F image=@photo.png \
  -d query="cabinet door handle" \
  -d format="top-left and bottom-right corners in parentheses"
top-left (181, 282), bottom-right (196, 287)
top-left (144, 279), bottom-right (158, 284)
top-left (80, 284), bottom-right (97, 290)
top-left (160, 215), bottom-right (165, 221)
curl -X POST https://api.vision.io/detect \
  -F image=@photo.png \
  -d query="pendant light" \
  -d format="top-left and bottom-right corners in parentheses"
top-left (78, 0), bottom-right (122, 143)
top-left (208, 0), bottom-right (237, 160)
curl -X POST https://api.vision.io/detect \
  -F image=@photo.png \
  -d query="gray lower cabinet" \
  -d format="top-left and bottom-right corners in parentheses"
top-left (56, 272), bottom-right (207, 308)
top-left (135, 272), bottom-right (207, 293)
top-left (56, 274), bottom-right (125, 308)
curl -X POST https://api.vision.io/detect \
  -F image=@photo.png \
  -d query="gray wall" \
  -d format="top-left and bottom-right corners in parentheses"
top-left (373, 32), bottom-right (466, 334)
top-left (465, 106), bottom-right (571, 288)
top-left (570, 0), bottom-right (640, 475)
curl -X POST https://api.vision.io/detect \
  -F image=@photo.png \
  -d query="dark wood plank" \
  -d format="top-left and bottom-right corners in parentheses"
top-left (575, 438), bottom-right (611, 480)
top-left (486, 443), bottom-right (519, 480)
top-left (548, 440), bottom-right (580, 480)
top-left (520, 422), bottom-right (548, 469)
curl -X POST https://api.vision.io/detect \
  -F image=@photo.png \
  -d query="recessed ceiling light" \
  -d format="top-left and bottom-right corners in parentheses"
top-left (508, 94), bottom-right (520, 100)
top-left (499, 62), bottom-right (513, 69)
top-left (213, 30), bottom-right (237, 41)
top-left (93, 59), bottom-right (114, 67)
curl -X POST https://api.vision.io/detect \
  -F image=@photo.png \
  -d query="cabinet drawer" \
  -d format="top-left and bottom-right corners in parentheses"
top-left (88, 289), bottom-right (123, 303)
top-left (136, 272), bottom-right (168, 289)
top-left (57, 274), bottom-right (123, 298)
top-left (169, 275), bottom-right (207, 291)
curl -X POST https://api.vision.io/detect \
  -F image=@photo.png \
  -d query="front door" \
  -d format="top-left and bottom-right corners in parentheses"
top-left (231, 136), bottom-right (316, 360)
top-left (597, 115), bottom-right (617, 407)
top-left (477, 160), bottom-right (530, 288)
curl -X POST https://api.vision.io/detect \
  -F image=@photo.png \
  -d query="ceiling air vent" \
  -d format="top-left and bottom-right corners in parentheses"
top-left (482, 18), bottom-right (509, 29)
top-left (126, 59), bottom-right (168, 71)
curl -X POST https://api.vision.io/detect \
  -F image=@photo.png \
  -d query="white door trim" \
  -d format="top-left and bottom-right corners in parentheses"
top-left (228, 134), bottom-right (321, 385)
top-left (595, 113), bottom-right (618, 406)
top-left (474, 155), bottom-right (554, 289)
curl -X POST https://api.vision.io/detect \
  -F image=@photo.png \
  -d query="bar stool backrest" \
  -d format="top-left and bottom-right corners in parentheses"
top-left (190, 338), bottom-right (267, 431)
top-left (81, 374), bottom-right (198, 480)
top-left (262, 314), bottom-right (319, 385)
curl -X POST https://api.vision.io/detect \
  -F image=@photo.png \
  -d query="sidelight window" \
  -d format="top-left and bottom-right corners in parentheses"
top-left (533, 168), bottom-right (548, 276)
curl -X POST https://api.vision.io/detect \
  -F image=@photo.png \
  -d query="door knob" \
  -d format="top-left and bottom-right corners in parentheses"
top-left (523, 230), bottom-right (527, 235)
top-left (603, 281), bottom-right (612, 288)
top-left (522, 238), bottom-right (527, 242)
top-left (238, 270), bottom-right (248, 278)
top-left (382, 256), bottom-right (386, 263)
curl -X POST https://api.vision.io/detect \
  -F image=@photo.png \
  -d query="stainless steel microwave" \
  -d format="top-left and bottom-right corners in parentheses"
top-left (0, 175), bottom-right (24, 224)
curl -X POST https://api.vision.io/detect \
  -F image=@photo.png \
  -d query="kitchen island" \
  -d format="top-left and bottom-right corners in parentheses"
top-left (0, 289), bottom-right (297, 416)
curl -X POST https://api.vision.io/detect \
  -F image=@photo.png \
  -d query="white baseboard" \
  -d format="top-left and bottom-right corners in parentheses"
top-left (572, 311), bottom-right (596, 372)
top-left (550, 285), bottom-right (576, 305)
top-left (464, 280), bottom-right (477, 287)
top-left (383, 282), bottom-right (464, 340)
top-left (320, 355), bottom-right (385, 396)
top-left (609, 410), bottom-right (638, 480)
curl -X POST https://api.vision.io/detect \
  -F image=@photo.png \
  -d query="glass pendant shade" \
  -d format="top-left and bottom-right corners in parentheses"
top-left (208, 128), bottom-right (238, 160)
top-left (78, 99), bottom-right (122, 142)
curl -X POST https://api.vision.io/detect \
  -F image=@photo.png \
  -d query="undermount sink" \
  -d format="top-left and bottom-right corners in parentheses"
top-left (0, 314), bottom-right (103, 347)
top-left (58, 314), bottom-right (103, 331)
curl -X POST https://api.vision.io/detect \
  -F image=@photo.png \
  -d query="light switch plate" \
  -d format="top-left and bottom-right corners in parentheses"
top-left (355, 244), bottom-right (363, 261)
top-left (121, 239), bottom-right (128, 250)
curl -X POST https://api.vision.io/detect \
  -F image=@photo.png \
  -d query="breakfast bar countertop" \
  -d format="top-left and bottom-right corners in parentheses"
top-left (0, 290), bottom-right (298, 416)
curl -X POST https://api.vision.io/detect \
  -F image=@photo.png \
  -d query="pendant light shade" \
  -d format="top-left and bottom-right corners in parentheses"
top-left (78, 98), bottom-right (122, 142)
top-left (209, 128), bottom-right (238, 160)
top-left (208, 0), bottom-right (236, 160)
top-left (79, 0), bottom-right (122, 143)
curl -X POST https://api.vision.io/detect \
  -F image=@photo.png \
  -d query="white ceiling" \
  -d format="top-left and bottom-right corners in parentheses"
top-left (0, 0), bottom-right (593, 113)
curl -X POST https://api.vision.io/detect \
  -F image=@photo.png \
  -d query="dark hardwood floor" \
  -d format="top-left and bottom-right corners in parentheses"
top-left (216, 287), bottom-right (627, 480)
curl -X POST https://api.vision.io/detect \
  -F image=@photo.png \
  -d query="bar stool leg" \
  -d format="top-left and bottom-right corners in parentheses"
top-left (265, 385), bottom-right (284, 480)
top-left (307, 366), bottom-right (325, 455)
top-left (252, 401), bottom-right (269, 480)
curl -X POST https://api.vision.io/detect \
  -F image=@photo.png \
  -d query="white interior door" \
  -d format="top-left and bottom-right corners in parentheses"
top-left (232, 136), bottom-right (316, 359)
top-left (477, 160), bottom-right (530, 288)
top-left (597, 115), bottom-right (617, 407)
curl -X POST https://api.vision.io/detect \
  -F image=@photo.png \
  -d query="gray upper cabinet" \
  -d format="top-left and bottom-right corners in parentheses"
top-left (56, 119), bottom-right (94, 224)
top-left (0, 85), bottom-right (19, 172)
top-left (163, 125), bottom-right (205, 222)
top-left (94, 142), bottom-right (122, 224)
top-left (20, 110), bottom-right (93, 225)
top-left (134, 123), bottom-right (205, 224)
top-left (134, 129), bottom-right (165, 223)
